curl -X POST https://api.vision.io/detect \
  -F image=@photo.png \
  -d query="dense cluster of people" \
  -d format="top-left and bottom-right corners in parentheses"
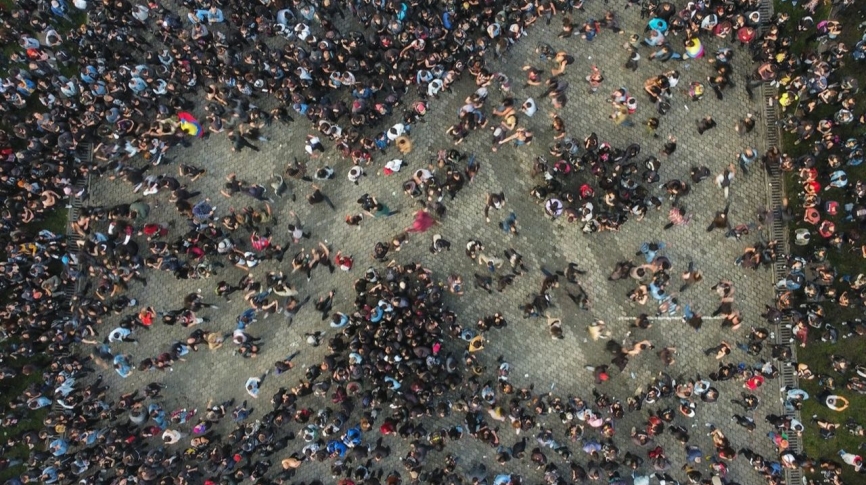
top-left (1, 0), bottom-right (866, 482)
top-left (760, 1), bottom-right (866, 484)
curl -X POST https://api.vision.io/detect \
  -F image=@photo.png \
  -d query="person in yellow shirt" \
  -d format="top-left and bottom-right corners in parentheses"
top-left (778, 90), bottom-right (798, 111)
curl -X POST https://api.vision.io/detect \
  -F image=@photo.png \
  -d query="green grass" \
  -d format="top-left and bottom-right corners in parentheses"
top-left (0, 353), bottom-right (50, 482)
top-left (796, 337), bottom-right (866, 479)
top-left (0, 3), bottom-right (72, 459)
top-left (37, 206), bottom-right (69, 235)
top-left (0, 2), bottom-right (85, 479)
top-left (774, 1), bottom-right (866, 482)
top-left (0, 0), bottom-right (87, 145)
top-left (0, 203), bottom-right (68, 481)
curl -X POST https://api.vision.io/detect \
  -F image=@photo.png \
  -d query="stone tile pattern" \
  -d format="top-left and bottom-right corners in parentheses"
top-left (86, 2), bottom-right (777, 484)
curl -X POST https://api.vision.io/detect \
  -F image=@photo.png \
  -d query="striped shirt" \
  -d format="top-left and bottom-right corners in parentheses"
top-left (668, 207), bottom-right (690, 226)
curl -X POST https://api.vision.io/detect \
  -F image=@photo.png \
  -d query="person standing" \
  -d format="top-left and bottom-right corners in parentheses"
top-left (484, 192), bottom-right (506, 222)
top-left (305, 134), bottom-right (325, 158)
top-left (660, 135), bottom-right (677, 157)
top-left (586, 65), bottom-right (604, 93)
top-left (228, 130), bottom-right (260, 152)
top-left (245, 370), bottom-right (269, 398)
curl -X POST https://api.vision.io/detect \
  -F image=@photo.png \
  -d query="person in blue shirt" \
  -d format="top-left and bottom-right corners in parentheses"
top-left (190, 6), bottom-right (224, 23)
top-left (16, 78), bottom-right (36, 96)
top-left (40, 466), bottom-right (59, 484)
top-left (149, 403), bottom-right (168, 429)
top-left (28, 396), bottom-right (52, 409)
top-left (631, 471), bottom-right (650, 485)
top-left (738, 147), bottom-right (758, 175)
top-left (81, 428), bottom-right (103, 446)
top-left (685, 444), bottom-right (703, 463)
top-left (343, 426), bottom-right (362, 447)
top-left (79, 65), bottom-right (98, 83)
top-left (113, 354), bottom-right (132, 378)
top-left (500, 212), bottom-right (518, 235)
top-left (49, 0), bottom-right (72, 21)
top-left (581, 438), bottom-right (602, 454)
top-left (637, 241), bottom-right (665, 263)
top-left (327, 439), bottom-right (348, 457)
top-left (493, 474), bottom-right (511, 485)
top-left (91, 80), bottom-right (109, 97)
top-left (237, 308), bottom-right (256, 329)
top-left (128, 77), bottom-right (147, 93)
top-left (442, 9), bottom-right (454, 29)
top-left (71, 455), bottom-right (91, 475)
top-left (49, 438), bottom-right (68, 456)
top-left (245, 370), bottom-right (268, 398)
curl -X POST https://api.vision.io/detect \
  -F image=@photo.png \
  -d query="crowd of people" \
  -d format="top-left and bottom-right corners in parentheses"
top-left (1, 0), bottom-right (866, 483)
top-left (764, 1), bottom-right (866, 484)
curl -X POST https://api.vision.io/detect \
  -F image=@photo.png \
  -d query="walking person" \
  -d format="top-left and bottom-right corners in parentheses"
top-left (585, 65), bottom-right (604, 93)
top-left (228, 130), bottom-right (260, 152)
top-left (245, 370), bottom-right (269, 398)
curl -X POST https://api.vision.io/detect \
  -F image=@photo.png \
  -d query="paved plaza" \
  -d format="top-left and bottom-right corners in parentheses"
top-left (88, 3), bottom-right (779, 483)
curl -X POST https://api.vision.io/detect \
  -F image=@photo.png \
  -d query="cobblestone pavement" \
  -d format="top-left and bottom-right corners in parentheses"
top-left (86, 3), bottom-right (779, 484)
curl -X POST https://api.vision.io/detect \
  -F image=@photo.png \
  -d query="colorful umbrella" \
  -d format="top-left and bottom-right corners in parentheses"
top-left (178, 111), bottom-right (204, 138)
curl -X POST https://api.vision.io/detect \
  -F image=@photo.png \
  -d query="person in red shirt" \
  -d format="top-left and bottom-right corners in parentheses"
top-left (335, 251), bottom-right (353, 271)
top-left (744, 374), bottom-right (764, 391)
top-left (379, 419), bottom-right (395, 435)
top-left (141, 223), bottom-right (169, 240)
top-left (138, 306), bottom-right (155, 327)
top-left (250, 231), bottom-right (271, 252)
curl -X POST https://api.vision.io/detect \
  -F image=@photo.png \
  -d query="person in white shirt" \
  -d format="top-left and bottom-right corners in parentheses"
top-left (520, 97), bottom-right (537, 117)
top-left (108, 326), bottom-right (136, 344)
top-left (162, 429), bottom-right (183, 444)
top-left (245, 370), bottom-right (269, 398)
top-left (305, 135), bottom-right (324, 157)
